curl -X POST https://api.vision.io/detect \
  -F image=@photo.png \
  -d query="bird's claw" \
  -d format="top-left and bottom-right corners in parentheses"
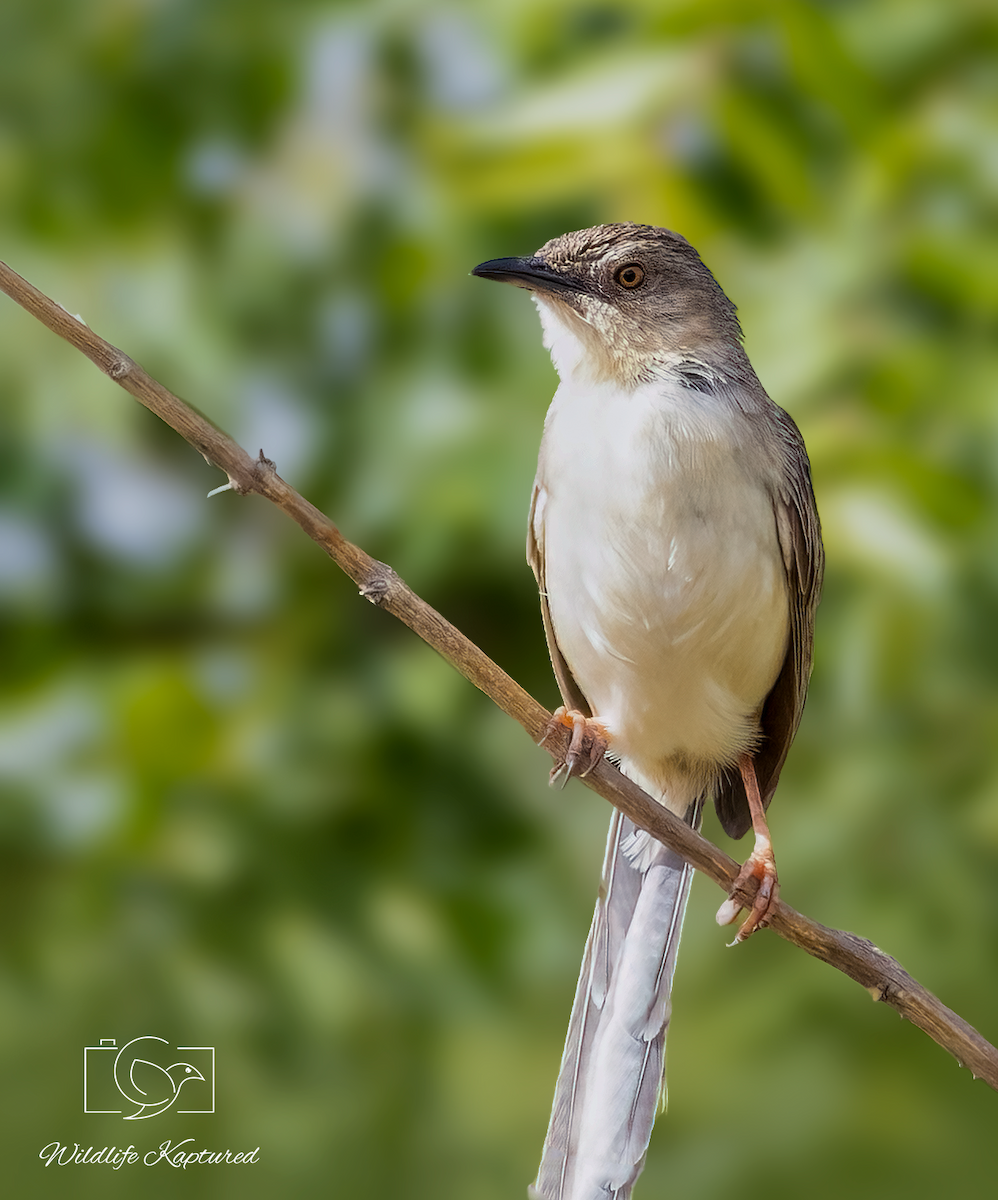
top-left (716, 832), bottom-right (779, 944)
top-left (541, 706), bottom-right (609, 787)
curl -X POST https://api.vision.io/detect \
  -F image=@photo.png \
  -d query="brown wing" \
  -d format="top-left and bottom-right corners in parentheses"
top-left (527, 481), bottom-right (592, 718)
top-left (714, 415), bottom-right (824, 839)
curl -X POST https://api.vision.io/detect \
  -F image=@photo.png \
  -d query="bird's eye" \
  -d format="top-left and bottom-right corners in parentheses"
top-left (614, 263), bottom-right (645, 289)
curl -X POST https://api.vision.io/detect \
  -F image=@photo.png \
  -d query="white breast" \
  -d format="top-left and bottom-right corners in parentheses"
top-left (534, 318), bottom-right (789, 812)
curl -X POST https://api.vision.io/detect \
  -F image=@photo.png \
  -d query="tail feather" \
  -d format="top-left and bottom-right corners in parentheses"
top-left (530, 804), bottom-right (700, 1200)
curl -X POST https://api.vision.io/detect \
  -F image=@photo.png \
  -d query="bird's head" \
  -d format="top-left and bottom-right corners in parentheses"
top-left (473, 222), bottom-right (744, 388)
top-left (166, 1062), bottom-right (205, 1088)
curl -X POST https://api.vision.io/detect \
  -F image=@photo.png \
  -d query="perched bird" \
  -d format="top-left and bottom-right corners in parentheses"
top-left (472, 224), bottom-right (822, 1200)
top-left (113, 1036), bottom-right (206, 1120)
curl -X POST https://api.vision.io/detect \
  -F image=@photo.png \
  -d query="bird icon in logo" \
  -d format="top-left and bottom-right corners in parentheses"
top-left (112, 1036), bottom-right (206, 1120)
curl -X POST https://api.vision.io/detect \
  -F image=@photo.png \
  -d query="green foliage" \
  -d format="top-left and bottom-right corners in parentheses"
top-left (2, 1), bottom-right (997, 1196)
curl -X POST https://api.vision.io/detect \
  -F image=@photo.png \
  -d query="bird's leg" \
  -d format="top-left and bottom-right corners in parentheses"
top-left (540, 706), bottom-right (609, 787)
top-left (716, 753), bottom-right (779, 944)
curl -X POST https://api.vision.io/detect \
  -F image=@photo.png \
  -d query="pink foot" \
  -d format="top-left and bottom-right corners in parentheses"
top-left (540, 706), bottom-right (609, 787)
top-left (716, 829), bottom-right (779, 943)
top-left (715, 753), bottom-right (780, 944)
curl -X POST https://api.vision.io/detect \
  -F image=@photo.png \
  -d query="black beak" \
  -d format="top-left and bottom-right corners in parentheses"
top-left (471, 255), bottom-right (585, 298)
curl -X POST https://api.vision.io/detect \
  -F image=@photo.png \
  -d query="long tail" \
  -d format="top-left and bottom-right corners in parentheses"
top-left (530, 803), bottom-right (701, 1200)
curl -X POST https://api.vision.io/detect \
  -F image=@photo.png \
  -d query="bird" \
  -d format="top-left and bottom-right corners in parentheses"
top-left (472, 223), bottom-right (823, 1200)
top-left (113, 1036), bottom-right (206, 1120)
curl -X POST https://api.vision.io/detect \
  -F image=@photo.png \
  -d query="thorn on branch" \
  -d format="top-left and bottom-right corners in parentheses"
top-left (106, 351), bottom-right (134, 380)
top-left (359, 561), bottom-right (397, 607)
top-left (244, 450), bottom-right (279, 495)
top-left (54, 299), bottom-right (88, 326)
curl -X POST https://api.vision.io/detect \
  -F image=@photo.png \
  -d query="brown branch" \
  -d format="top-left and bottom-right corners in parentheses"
top-left (2, 256), bottom-right (996, 1090)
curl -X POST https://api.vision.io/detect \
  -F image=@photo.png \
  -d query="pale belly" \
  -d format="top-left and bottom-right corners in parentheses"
top-left (535, 377), bottom-right (789, 809)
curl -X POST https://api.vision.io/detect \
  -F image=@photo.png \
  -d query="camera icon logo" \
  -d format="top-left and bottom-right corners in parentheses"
top-left (83, 1037), bottom-right (215, 1119)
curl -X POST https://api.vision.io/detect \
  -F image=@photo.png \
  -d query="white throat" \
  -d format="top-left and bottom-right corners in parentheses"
top-left (533, 294), bottom-right (590, 381)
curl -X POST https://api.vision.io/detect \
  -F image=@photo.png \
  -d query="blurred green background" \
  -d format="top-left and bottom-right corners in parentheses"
top-left (2, 0), bottom-right (997, 1196)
